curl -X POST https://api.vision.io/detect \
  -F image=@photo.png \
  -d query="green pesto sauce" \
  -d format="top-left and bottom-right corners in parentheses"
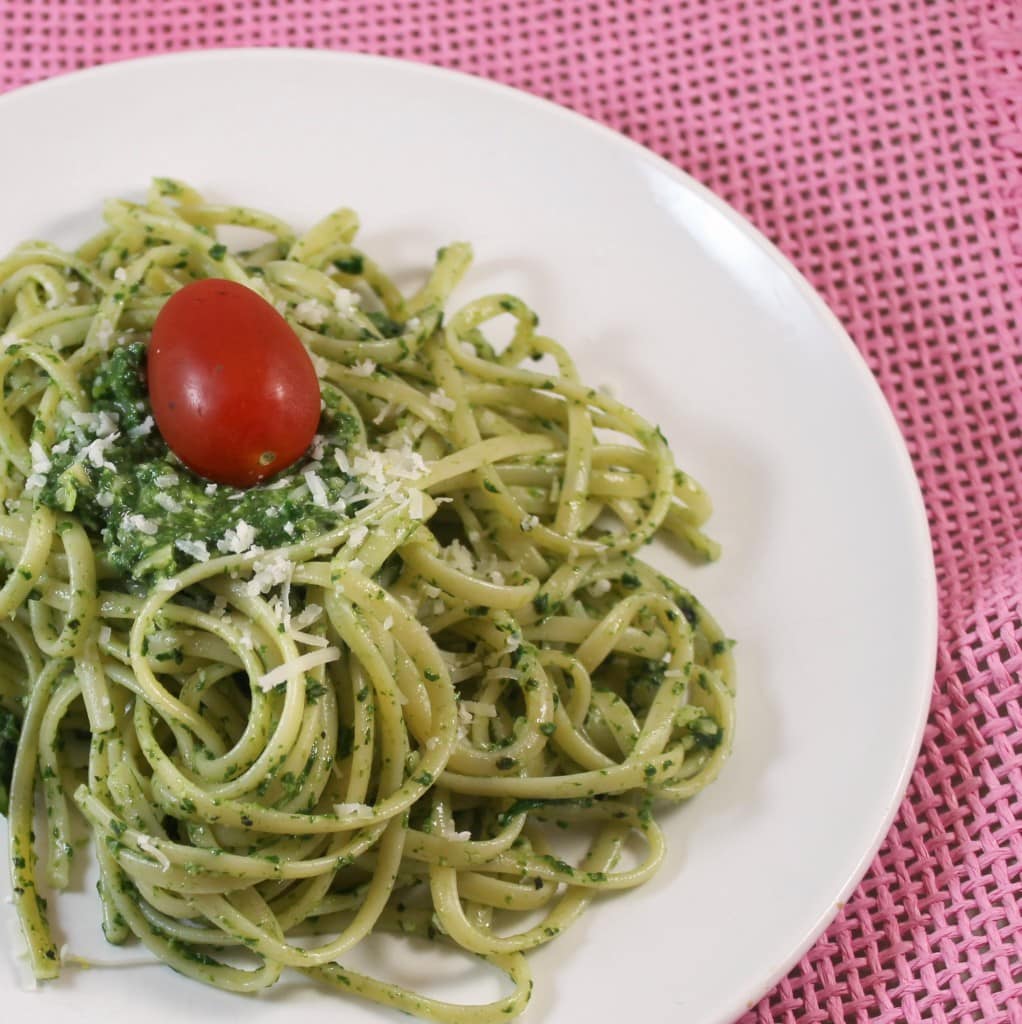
top-left (38, 343), bottom-right (362, 581)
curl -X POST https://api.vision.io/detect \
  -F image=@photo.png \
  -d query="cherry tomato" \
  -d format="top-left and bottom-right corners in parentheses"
top-left (148, 278), bottom-right (320, 488)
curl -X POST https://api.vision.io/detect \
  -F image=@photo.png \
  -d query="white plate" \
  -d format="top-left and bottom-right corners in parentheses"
top-left (0, 49), bottom-right (936, 1024)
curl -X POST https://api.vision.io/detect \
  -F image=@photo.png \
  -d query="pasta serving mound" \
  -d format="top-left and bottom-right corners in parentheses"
top-left (0, 181), bottom-right (734, 1021)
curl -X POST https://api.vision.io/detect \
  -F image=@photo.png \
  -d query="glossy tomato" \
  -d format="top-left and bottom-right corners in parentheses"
top-left (148, 278), bottom-right (321, 488)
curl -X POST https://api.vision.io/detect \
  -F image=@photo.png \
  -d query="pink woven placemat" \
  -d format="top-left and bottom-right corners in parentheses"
top-left (2, 2), bottom-right (1021, 1022)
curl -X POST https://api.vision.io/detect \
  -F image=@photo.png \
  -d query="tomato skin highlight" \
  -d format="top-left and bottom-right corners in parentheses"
top-left (148, 279), bottom-right (321, 488)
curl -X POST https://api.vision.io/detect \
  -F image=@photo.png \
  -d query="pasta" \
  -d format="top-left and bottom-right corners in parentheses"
top-left (0, 180), bottom-right (735, 1020)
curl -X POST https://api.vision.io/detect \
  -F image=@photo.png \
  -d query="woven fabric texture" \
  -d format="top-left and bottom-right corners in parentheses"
top-left (2, 2), bottom-right (1021, 1022)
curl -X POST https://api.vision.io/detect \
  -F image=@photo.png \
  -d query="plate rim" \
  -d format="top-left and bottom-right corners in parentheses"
top-left (0, 46), bottom-right (938, 1022)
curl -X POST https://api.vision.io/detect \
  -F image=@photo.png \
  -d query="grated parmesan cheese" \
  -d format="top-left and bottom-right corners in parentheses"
top-left (309, 435), bottom-right (326, 461)
top-left (372, 401), bottom-right (396, 426)
top-left (407, 488), bottom-right (426, 520)
top-left (255, 646), bottom-right (341, 692)
top-left (29, 441), bottom-right (51, 476)
top-left (303, 469), bottom-right (329, 508)
top-left (127, 416), bottom-right (154, 440)
top-left (288, 629), bottom-right (330, 648)
top-left (217, 520), bottom-right (258, 555)
top-left (245, 552), bottom-right (294, 597)
top-left (82, 432), bottom-right (120, 470)
top-left (123, 513), bottom-right (158, 535)
top-left (444, 539), bottom-right (475, 574)
top-left (95, 410), bottom-right (119, 438)
top-left (333, 287), bottom-right (361, 316)
top-left (294, 299), bottom-right (329, 326)
top-left (292, 604), bottom-right (323, 630)
top-left (136, 834), bottom-right (170, 871)
top-left (175, 538), bottom-right (210, 562)
top-left (93, 320), bottom-right (114, 350)
top-left (154, 492), bottom-right (182, 514)
top-left (333, 802), bottom-right (372, 818)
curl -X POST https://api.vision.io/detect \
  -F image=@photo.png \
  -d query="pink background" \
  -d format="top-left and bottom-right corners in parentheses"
top-left (2, 2), bottom-right (1020, 1022)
